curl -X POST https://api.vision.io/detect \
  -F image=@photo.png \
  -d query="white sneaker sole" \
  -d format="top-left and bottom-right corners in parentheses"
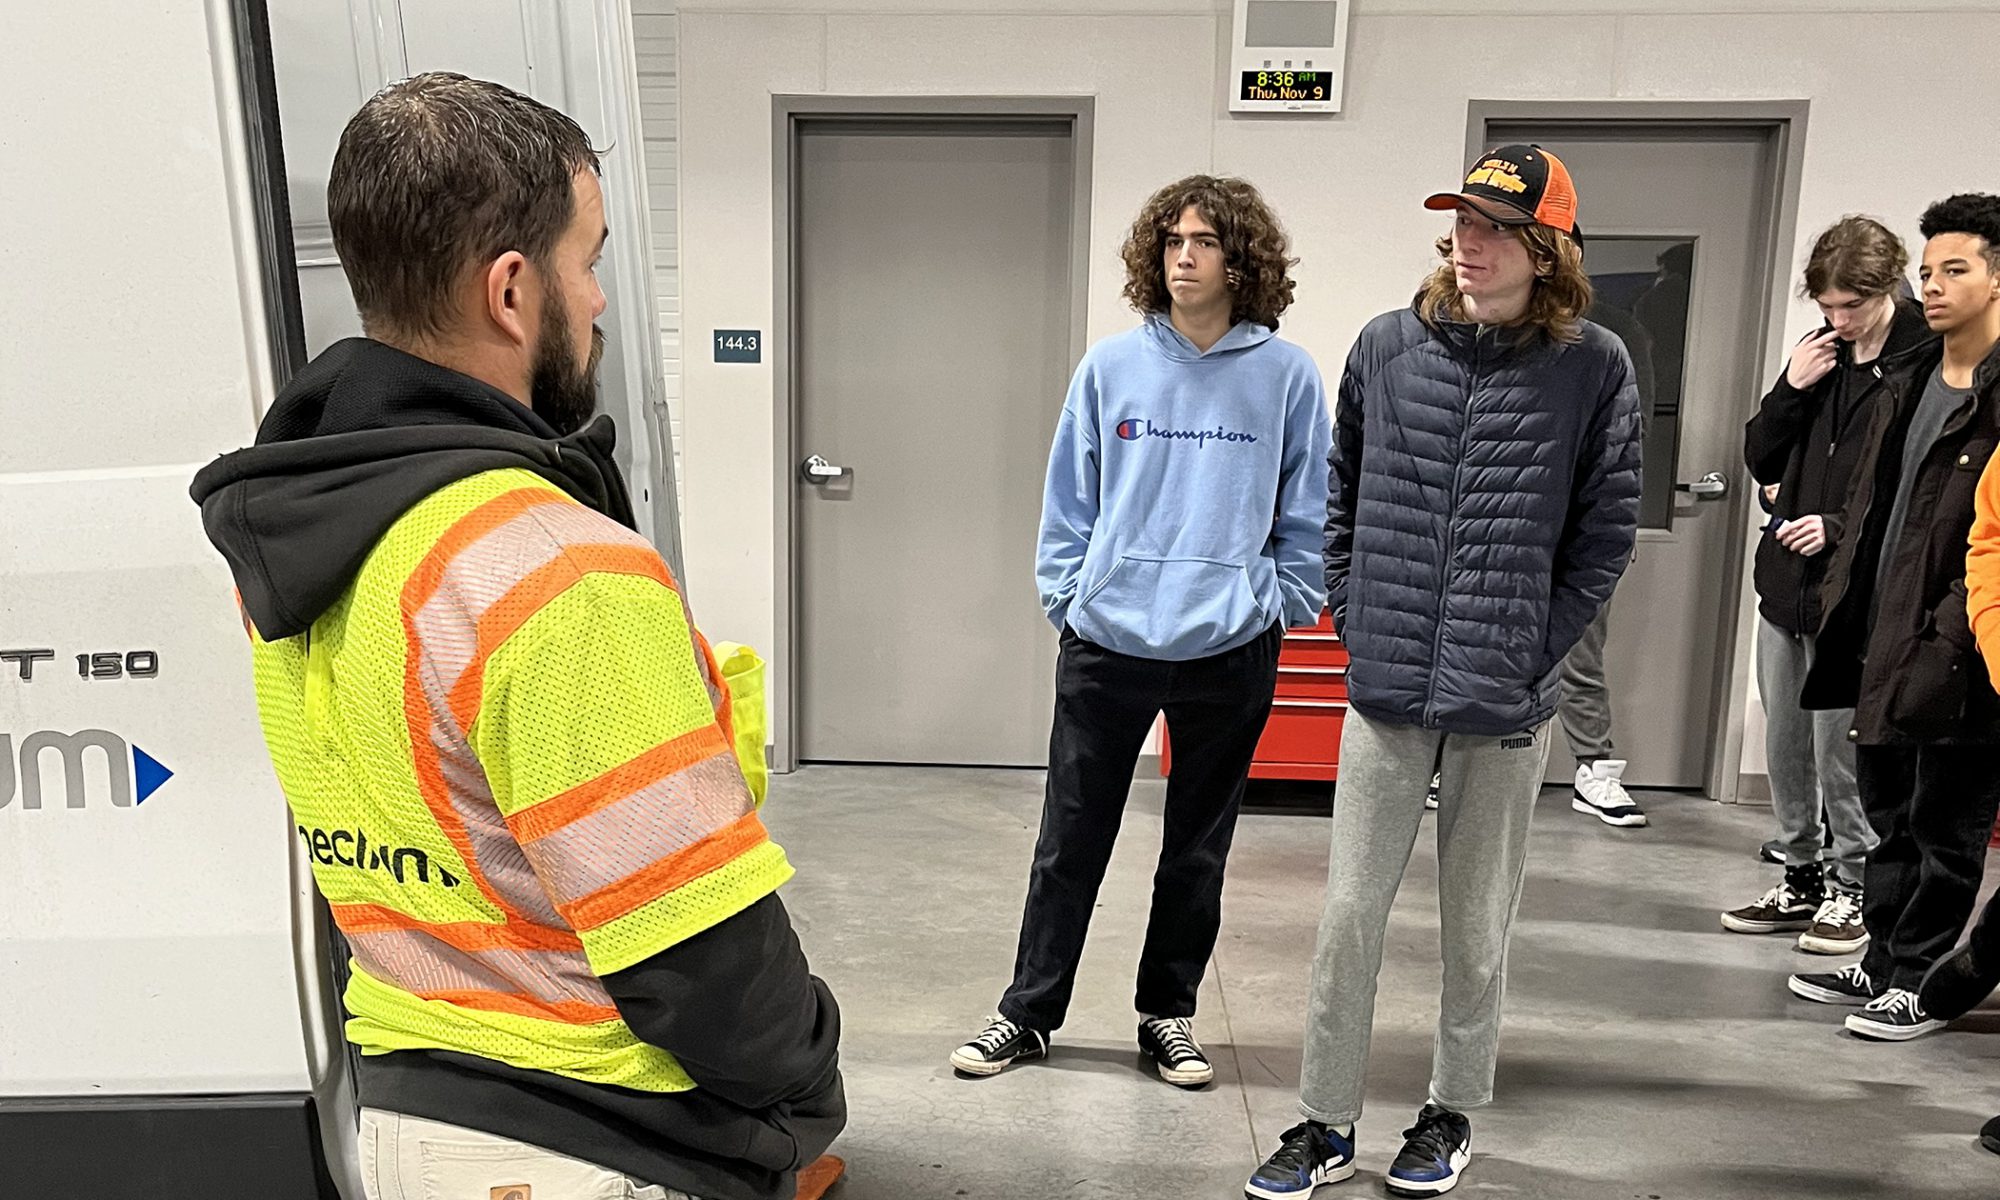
top-left (1152, 1056), bottom-right (1208, 1088)
top-left (1788, 976), bottom-right (1874, 1006)
top-left (1845, 1014), bottom-right (1947, 1041)
top-left (1721, 912), bottom-right (1814, 934)
top-left (1244, 1160), bottom-right (1356, 1200)
top-left (1386, 1147), bottom-right (1472, 1196)
top-left (1797, 929), bottom-right (1870, 955)
top-left (1572, 795), bottom-right (1648, 827)
top-left (949, 1048), bottom-right (1011, 1076)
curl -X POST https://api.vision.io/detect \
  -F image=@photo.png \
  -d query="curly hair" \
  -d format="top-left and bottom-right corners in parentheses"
top-left (1919, 193), bottom-right (2000, 272)
top-left (1121, 175), bottom-right (1298, 331)
top-left (1801, 216), bottom-right (1908, 300)
top-left (1415, 223), bottom-right (1594, 344)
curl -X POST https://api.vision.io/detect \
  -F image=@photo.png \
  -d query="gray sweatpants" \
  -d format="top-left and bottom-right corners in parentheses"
top-left (1558, 605), bottom-right (1613, 761)
top-left (1299, 708), bottom-right (1553, 1124)
top-left (1756, 616), bottom-right (1872, 892)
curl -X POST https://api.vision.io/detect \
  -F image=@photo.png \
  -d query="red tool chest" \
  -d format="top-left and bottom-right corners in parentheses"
top-left (1161, 611), bottom-right (1348, 782)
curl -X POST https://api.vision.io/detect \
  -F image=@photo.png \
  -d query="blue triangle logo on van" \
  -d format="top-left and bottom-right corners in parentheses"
top-left (132, 745), bottom-right (173, 804)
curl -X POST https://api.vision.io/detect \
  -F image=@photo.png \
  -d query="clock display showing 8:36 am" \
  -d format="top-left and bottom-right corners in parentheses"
top-left (1239, 71), bottom-right (1331, 102)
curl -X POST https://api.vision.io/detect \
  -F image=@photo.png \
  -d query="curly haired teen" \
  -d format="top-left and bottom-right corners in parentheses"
top-left (949, 176), bottom-right (1331, 1087)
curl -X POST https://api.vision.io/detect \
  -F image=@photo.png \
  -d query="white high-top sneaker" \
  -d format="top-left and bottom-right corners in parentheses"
top-left (1573, 758), bottom-right (1647, 827)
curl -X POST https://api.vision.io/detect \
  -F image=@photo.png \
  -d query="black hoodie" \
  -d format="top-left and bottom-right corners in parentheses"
top-left (190, 339), bottom-right (845, 1200)
top-left (192, 337), bottom-right (638, 639)
top-left (1743, 300), bottom-right (1940, 636)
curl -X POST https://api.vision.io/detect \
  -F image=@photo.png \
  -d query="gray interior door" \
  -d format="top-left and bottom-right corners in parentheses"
top-left (795, 121), bottom-right (1076, 765)
top-left (1484, 123), bottom-right (1779, 789)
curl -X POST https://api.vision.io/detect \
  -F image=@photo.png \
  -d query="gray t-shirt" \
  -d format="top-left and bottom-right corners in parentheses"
top-left (1874, 367), bottom-right (1974, 613)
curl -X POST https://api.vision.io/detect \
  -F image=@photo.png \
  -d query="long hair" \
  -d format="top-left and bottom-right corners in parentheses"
top-left (1120, 175), bottom-right (1298, 331)
top-left (1415, 223), bottom-right (1593, 344)
top-left (1801, 216), bottom-right (1908, 299)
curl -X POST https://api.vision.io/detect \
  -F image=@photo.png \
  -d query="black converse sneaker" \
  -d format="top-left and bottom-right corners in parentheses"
top-left (1789, 962), bottom-right (1880, 1006)
top-left (1721, 863), bottom-right (1824, 934)
top-left (1845, 988), bottom-right (1947, 1041)
top-left (1797, 890), bottom-right (1869, 955)
top-left (950, 1017), bottom-right (1048, 1076)
top-left (1138, 1016), bottom-right (1214, 1087)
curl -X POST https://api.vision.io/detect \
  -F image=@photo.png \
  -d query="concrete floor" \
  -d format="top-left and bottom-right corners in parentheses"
top-left (762, 766), bottom-right (2000, 1200)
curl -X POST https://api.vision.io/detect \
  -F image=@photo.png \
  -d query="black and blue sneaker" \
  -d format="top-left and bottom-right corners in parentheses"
top-left (1245, 1120), bottom-right (1356, 1199)
top-left (1386, 1104), bottom-right (1471, 1196)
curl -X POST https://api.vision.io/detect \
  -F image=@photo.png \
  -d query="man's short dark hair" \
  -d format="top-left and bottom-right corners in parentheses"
top-left (328, 72), bottom-right (602, 340)
top-left (1919, 193), bottom-right (2000, 273)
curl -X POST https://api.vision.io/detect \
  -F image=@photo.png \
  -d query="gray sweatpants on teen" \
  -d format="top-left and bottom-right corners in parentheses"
top-left (1299, 708), bottom-right (1554, 1125)
top-left (1756, 616), bottom-right (1872, 892)
top-left (1558, 605), bottom-right (1613, 762)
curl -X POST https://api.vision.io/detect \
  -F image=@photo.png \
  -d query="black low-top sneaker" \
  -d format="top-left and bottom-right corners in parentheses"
top-left (1789, 963), bottom-right (1879, 1006)
top-left (1846, 988), bottom-right (1946, 1041)
top-left (1981, 1114), bottom-right (2000, 1156)
top-left (950, 1017), bottom-right (1048, 1076)
top-left (1245, 1121), bottom-right (1357, 1199)
top-left (1919, 942), bottom-right (2000, 1022)
top-left (1798, 890), bottom-right (1868, 955)
top-left (1722, 864), bottom-right (1824, 935)
top-left (1386, 1104), bottom-right (1472, 1196)
top-left (1139, 1016), bottom-right (1214, 1087)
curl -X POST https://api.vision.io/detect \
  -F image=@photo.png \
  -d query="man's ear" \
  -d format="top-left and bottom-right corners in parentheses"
top-left (484, 251), bottom-right (533, 348)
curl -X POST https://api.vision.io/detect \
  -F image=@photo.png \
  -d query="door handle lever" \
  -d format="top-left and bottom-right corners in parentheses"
top-left (801, 454), bottom-right (852, 483)
top-left (1675, 471), bottom-right (1728, 500)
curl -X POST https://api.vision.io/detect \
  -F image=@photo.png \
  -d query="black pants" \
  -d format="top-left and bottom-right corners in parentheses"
top-left (998, 623), bottom-right (1283, 1033)
top-left (1857, 744), bottom-right (2000, 991)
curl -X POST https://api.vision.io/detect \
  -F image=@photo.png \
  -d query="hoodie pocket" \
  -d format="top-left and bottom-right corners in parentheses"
top-left (1073, 555), bottom-right (1268, 657)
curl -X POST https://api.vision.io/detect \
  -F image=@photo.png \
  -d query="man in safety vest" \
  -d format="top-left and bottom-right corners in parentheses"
top-left (192, 72), bottom-right (843, 1200)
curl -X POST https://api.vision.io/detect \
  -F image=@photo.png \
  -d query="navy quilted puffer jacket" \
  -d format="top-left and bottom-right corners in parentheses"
top-left (1326, 306), bottom-right (1643, 736)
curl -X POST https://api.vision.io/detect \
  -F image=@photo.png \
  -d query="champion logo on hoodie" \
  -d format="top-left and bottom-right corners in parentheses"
top-left (1115, 417), bottom-right (1259, 448)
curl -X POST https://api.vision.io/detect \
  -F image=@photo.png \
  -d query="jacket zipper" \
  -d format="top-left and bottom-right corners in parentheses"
top-left (1799, 363), bottom-right (1880, 633)
top-left (1426, 333), bottom-right (1478, 726)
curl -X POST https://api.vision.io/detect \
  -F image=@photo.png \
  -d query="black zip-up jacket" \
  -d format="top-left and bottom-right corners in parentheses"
top-left (191, 339), bottom-right (845, 1200)
top-left (1802, 336), bottom-right (2000, 745)
top-left (1744, 301), bottom-right (1938, 635)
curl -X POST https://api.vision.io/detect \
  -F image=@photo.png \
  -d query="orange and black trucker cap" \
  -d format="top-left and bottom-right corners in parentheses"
top-left (1425, 144), bottom-right (1579, 234)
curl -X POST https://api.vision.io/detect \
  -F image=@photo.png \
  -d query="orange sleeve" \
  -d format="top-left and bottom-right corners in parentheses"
top-left (1968, 448), bottom-right (2000, 680)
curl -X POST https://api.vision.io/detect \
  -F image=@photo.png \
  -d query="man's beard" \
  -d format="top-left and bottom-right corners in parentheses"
top-left (530, 288), bottom-right (605, 437)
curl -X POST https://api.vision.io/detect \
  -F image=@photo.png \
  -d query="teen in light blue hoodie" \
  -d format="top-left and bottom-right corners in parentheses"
top-left (952, 176), bottom-right (1331, 1089)
top-left (1039, 310), bottom-right (1330, 659)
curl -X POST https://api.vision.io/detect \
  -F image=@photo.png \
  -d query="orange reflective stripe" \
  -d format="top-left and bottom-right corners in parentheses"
top-left (446, 543), bottom-right (677, 733)
top-left (331, 902), bottom-right (584, 953)
top-left (344, 926), bottom-right (620, 1025)
top-left (563, 810), bottom-right (771, 932)
top-left (415, 990), bottom-right (623, 1025)
top-left (518, 754), bottom-right (752, 907)
top-left (509, 725), bottom-right (731, 845)
top-left (399, 487), bottom-right (573, 930)
top-left (405, 488), bottom-right (571, 613)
